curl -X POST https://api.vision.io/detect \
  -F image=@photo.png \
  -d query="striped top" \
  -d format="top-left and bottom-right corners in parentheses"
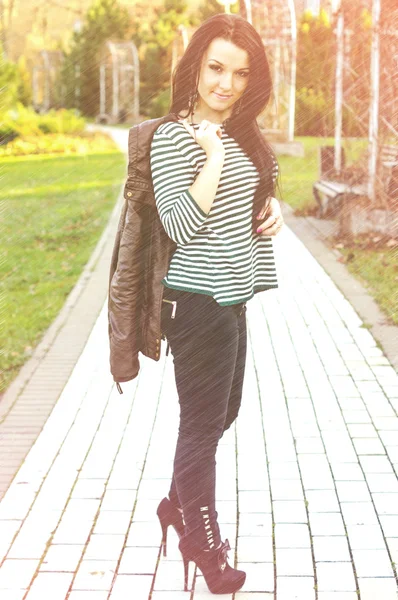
top-left (149, 120), bottom-right (279, 306)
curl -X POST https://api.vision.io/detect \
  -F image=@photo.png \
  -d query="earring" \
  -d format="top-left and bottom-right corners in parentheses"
top-left (188, 90), bottom-right (199, 113)
top-left (234, 98), bottom-right (243, 116)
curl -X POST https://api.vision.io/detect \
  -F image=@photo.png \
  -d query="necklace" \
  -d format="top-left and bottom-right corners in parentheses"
top-left (190, 121), bottom-right (224, 126)
top-left (189, 116), bottom-right (225, 127)
top-left (190, 111), bottom-right (226, 127)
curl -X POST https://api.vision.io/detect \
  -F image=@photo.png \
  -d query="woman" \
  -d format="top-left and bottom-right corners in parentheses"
top-left (150, 13), bottom-right (283, 595)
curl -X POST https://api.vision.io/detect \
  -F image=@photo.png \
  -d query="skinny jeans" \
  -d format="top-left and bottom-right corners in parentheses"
top-left (160, 287), bottom-right (247, 550)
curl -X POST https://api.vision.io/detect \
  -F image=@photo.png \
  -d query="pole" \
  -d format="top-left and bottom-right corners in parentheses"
top-left (244, 0), bottom-right (252, 23)
top-left (100, 64), bottom-right (106, 116)
top-left (287, 0), bottom-right (297, 142)
top-left (216, 0), bottom-right (232, 14)
top-left (75, 65), bottom-right (80, 111)
top-left (334, 9), bottom-right (344, 173)
top-left (368, 0), bottom-right (381, 203)
top-left (32, 67), bottom-right (38, 109)
top-left (43, 52), bottom-right (50, 112)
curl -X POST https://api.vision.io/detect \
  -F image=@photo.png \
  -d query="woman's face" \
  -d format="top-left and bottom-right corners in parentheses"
top-left (195, 37), bottom-right (250, 122)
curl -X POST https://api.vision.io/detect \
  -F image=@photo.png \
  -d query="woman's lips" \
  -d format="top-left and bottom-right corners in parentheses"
top-left (213, 92), bottom-right (232, 100)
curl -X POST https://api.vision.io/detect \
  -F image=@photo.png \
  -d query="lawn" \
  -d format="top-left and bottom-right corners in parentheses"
top-left (338, 239), bottom-right (398, 326)
top-left (1, 150), bottom-right (126, 394)
top-left (278, 136), bottom-right (397, 326)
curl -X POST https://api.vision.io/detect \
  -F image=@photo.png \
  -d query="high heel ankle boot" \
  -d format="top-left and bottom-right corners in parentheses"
top-left (178, 536), bottom-right (246, 594)
top-left (156, 497), bottom-right (185, 556)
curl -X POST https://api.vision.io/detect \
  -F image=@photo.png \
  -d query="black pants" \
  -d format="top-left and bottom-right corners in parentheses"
top-left (161, 287), bottom-right (247, 550)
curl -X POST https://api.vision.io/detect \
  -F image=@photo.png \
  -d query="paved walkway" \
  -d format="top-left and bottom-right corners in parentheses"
top-left (1, 129), bottom-right (398, 600)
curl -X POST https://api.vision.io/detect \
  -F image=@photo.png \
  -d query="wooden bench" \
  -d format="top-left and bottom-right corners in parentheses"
top-left (313, 144), bottom-right (398, 216)
top-left (381, 144), bottom-right (398, 169)
top-left (313, 180), bottom-right (367, 217)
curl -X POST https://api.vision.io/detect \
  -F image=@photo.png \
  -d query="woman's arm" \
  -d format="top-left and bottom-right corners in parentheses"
top-left (150, 128), bottom-right (210, 245)
top-left (179, 119), bottom-right (225, 215)
top-left (150, 123), bottom-right (226, 244)
top-left (188, 151), bottom-right (224, 215)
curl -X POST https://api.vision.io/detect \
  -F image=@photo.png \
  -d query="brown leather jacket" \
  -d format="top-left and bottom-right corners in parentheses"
top-left (108, 113), bottom-right (179, 388)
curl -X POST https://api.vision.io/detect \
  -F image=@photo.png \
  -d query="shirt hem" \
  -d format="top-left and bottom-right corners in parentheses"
top-left (184, 189), bottom-right (208, 219)
top-left (162, 280), bottom-right (278, 306)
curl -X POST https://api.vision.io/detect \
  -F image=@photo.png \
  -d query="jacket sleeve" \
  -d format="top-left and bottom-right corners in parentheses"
top-left (108, 195), bottom-right (146, 383)
top-left (149, 128), bottom-right (208, 245)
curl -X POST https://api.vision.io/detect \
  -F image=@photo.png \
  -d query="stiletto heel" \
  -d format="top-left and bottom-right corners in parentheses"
top-left (160, 521), bottom-right (168, 556)
top-left (156, 497), bottom-right (185, 557)
top-left (183, 556), bottom-right (189, 591)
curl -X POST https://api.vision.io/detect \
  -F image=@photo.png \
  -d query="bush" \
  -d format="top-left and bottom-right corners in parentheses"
top-left (295, 87), bottom-right (368, 138)
top-left (37, 109), bottom-right (86, 134)
top-left (0, 104), bottom-right (86, 144)
top-left (0, 122), bottom-right (18, 146)
top-left (295, 87), bottom-right (334, 136)
top-left (0, 104), bottom-right (42, 139)
top-left (0, 132), bottom-right (117, 157)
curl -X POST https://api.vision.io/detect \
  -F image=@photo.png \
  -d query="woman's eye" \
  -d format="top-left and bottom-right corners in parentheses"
top-left (209, 65), bottom-right (249, 78)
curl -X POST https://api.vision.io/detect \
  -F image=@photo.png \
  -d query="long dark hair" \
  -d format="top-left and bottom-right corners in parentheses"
top-left (169, 13), bottom-right (281, 228)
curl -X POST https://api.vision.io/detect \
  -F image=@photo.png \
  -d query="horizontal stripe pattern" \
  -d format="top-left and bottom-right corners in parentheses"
top-left (150, 121), bottom-right (279, 306)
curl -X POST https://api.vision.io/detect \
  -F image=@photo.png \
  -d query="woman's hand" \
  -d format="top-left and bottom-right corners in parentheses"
top-left (179, 118), bottom-right (225, 159)
top-left (256, 196), bottom-right (284, 237)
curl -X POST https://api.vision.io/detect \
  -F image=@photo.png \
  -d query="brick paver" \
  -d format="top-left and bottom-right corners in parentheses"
top-left (1, 128), bottom-right (397, 599)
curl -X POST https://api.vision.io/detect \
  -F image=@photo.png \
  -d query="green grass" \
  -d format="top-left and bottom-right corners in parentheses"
top-left (278, 136), bottom-right (397, 328)
top-left (338, 241), bottom-right (398, 325)
top-left (1, 150), bottom-right (125, 394)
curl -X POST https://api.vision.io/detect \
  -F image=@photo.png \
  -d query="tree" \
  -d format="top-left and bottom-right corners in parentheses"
top-left (0, 45), bottom-right (32, 112)
top-left (61, 0), bottom-right (129, 117)
top-left (0, 55), bottom-right (19, 112)
top-left (296, 9), bottom-right (335, 97)
top-left (132, 0), bottom-right (192, 115)
top-left (195, 0), bottom-right (239, 23)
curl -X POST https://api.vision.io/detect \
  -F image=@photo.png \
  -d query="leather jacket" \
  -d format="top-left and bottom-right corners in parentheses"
top-left (108, 113), bottom-right (179, 390)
